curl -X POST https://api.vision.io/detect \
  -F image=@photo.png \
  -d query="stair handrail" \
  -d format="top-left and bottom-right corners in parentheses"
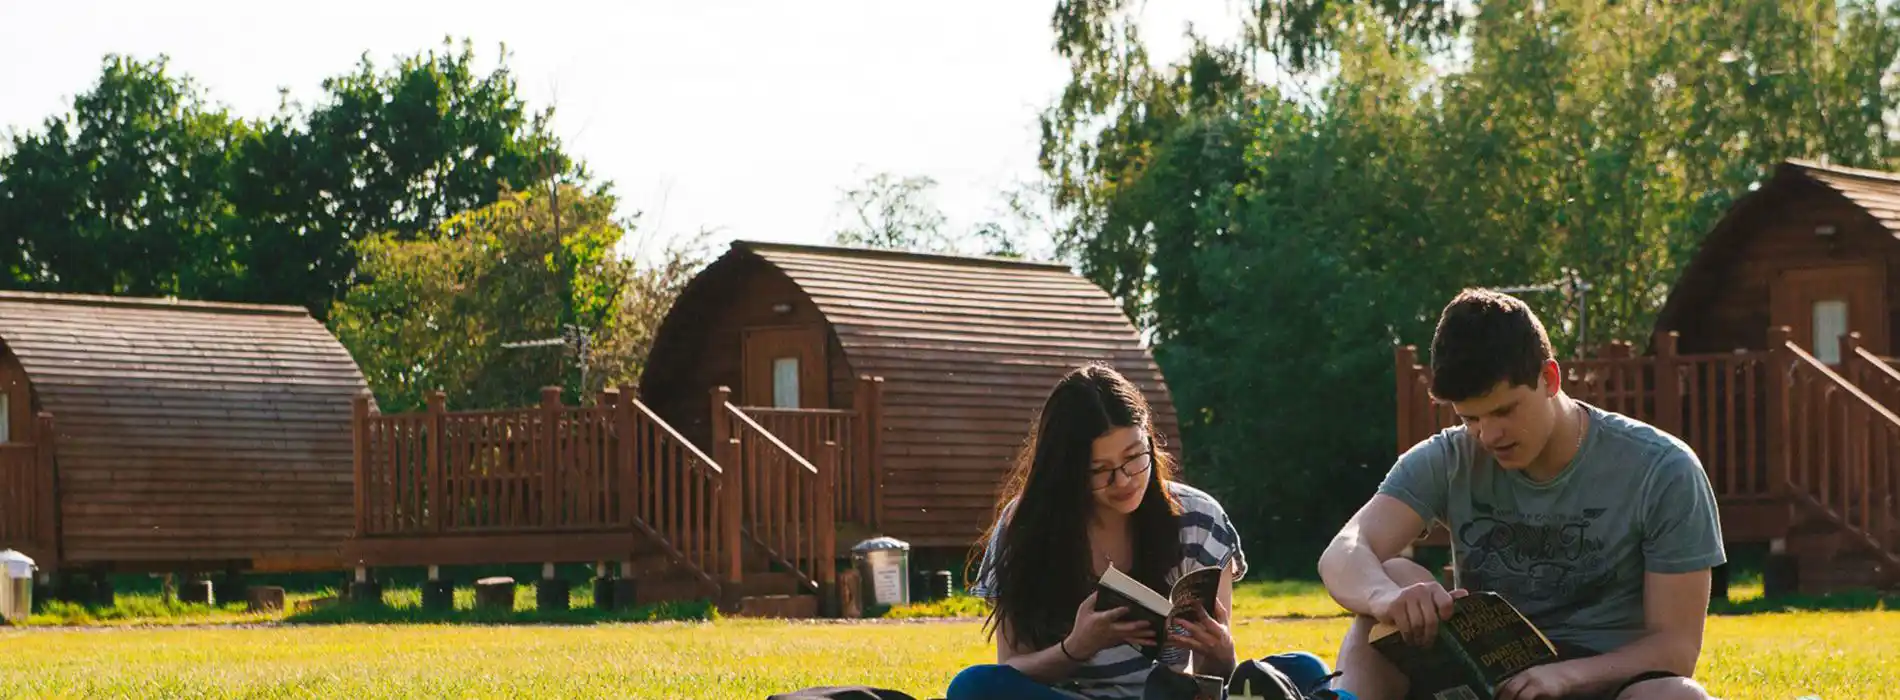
top-left (1779, 336), bottom-right (1900, 427)
top-left (1774, 329), bottom-right (1900, 563)
top-left (632, 399), bottom-right (721, 472)
top-left (718, 395), bottom-right (836, 597)
top-left (1846, 332), bottom-right (1900, 395)
top-left (623, 388), bottom-right (736, 589)
top-left (723, 403), bottom-right (820, 477)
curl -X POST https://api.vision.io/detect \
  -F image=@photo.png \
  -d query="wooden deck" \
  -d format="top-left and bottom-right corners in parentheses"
top-left (1396, 328), bottom-right (1900, 593)
top-left (343, 381), bottom-right (881, 612)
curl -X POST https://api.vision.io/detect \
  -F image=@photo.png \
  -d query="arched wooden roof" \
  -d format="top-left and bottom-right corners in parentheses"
top-left (739, 242), bottom-right (1177, 425)
top-left (642, 241), bottom-right (1181, 546)
top-left (0, 291), bottom-right (369, 567)
top-left (1654, 159), bottom-right (1900, 339)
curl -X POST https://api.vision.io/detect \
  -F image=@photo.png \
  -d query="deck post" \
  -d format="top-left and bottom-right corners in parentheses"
top-left (1767, 326), bottom-right (1794, 498)
top-left (853, 376), bottom-right (876, 526)
top-left (1395, 345), bottom-right (1419, 455)
top-left (427, 391), bottom-right (446, 533)
top-left (819, 440), bottom-right (840, 616)
top-left (616, 385), bottom-right (637, 528)
top-left (711, 386), bottom-right (741, 584)
top-left (724, 438), bottom-right (744, 586)
top-left (542, 386), bottom-right (563, 529)
top-left (352, 392), bottom-right (371, 537)
top-left (866, 377), bottom-right (886, 529)
top-left (34, 412), bottom-right (59, 567)
top-left (1844, 332), bottom-right (1864, 378)
top-left (1653, 332), bottom-right (1682, 439)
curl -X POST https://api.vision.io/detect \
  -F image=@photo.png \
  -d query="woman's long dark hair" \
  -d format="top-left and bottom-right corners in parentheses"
top-left (977, 363), bottom-right (1183, 651)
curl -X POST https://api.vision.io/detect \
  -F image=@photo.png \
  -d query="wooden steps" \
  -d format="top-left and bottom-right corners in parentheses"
top-left (735, 594), bottom-right (819, 619)
top-left (1782, 521), bottom-right (1900, 595)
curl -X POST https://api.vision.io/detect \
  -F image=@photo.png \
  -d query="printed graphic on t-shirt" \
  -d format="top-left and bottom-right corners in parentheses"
top-left (1456, 502), bottom-right (1617, 629)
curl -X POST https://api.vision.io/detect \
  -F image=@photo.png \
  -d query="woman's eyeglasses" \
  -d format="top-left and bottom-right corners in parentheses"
top-left (1090, 450), bottom-right (1153, 490)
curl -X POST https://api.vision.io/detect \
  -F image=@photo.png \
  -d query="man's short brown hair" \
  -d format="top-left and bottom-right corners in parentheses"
top-left (1428, 288), bottom-right (1555, 403)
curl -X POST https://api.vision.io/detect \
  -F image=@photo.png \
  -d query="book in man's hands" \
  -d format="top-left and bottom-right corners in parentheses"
top-left (1093, 561), bottom-right (1228, 660)
top-left (1368, 591), bottom-right (1559, 700)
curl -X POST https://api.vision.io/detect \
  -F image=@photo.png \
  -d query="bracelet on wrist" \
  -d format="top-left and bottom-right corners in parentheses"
top-left (1058, 637), bottom-right (1086, 662)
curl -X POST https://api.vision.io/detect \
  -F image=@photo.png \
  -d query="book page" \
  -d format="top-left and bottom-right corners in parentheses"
top-left (1099, 565), bottom-right (1171, 617)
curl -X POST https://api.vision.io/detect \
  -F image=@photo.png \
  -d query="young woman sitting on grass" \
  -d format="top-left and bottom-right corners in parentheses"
top-left (946, 363), bottom-right (1328, 699)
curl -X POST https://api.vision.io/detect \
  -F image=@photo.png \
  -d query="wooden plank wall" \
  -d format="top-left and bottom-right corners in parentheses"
top-left (0, 295), bottom-right (368, 569)
top-left (755, 247), bottom-right (1182, 549)
top-left (1674, 184), bottom-right (1899, 355)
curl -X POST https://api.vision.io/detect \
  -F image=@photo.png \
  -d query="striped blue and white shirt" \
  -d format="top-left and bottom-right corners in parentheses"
top-left (968, 480), bottom-right (1248, 699)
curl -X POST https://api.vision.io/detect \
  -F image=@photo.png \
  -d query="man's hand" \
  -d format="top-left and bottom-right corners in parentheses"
top-left (1496, 662), bottom-right (1583, 700)
top-left (1369, 580), bottom-right (1468, 647)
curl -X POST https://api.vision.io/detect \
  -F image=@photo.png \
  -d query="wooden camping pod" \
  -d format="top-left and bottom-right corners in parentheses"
top-left (0, 291), bottom-right (370, 573)
top-left (639, 241), bottom-right (1183, 549)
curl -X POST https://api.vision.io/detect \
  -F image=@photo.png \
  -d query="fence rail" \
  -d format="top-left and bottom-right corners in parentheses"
top-left (353, 387), bottom-right (736, 585)
top-left (1397, 334), bottom-right (1776, 500)
top-left (1395, 327), bottom-right (1899, 563)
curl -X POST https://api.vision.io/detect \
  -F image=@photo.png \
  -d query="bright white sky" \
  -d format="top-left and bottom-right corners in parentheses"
top-left (0, 0), bottom-right (1251, 262)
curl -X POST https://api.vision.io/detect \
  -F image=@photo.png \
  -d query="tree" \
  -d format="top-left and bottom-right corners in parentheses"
top-left (0, 39), bottom-right (579, 319)
top-left (327, 182), bottom-right (699, 413)
top-left (831, 172), bottom-right (957, 254)
top-left (589, 227), bottom-right (716, 394)
top-left (0, 55), bottom-right (248, 299)
top-left (231, 38), bottom-right (575, 317)
top-left (831, 171), bottom-right (1044, 260)
top-left (1034, 0), bottom-right (1900, 576)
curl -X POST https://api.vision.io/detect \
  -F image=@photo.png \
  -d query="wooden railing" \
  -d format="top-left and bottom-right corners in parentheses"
top-left (0, 413), bottom-right (58, 566)
top-left (737, 374), bottom-right (885, 528)
top-left (715, 387), bottom-right (837, 595)
top-left (1844, 332), bottom-right (1900, 411)
top-left (1395, 327), bottom-right (1898, 564)
top-left (1395, 333), bottom-right (1775, 500)
top-left (631, 393), bottom-right (737, 587)
top-left (1776, 330), bottom-right (1900, 564)
top-left (354, 386), bottom-right (736, 586)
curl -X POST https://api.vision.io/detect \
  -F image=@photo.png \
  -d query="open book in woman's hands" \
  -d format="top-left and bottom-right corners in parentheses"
top-left (1092, 561), bottom-right (1228, 660)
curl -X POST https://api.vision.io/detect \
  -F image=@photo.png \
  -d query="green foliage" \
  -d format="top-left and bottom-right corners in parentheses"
top-left (232, 38), bottom-right (575, 316)
top-left (330, 183), bottom-right (705, 413)
top-left (286, 591), bottom-right (718, 626)
top-left (1039, 0), bottom-right (1900, 577)
top-left (0, 56), bottom-right (248, 298)
top-left (0, 39), bottom-right (576, 317)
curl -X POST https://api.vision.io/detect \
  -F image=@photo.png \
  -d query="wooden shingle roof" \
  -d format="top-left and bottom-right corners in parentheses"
top-left (0, 291), bottom-right (369, 566)
top-left (741, 242), bottom-right (1181, 546)
top-left (741, 242), bottom-right (1173, 414)
top-left (1786, 159), bottom-right (1900, 236)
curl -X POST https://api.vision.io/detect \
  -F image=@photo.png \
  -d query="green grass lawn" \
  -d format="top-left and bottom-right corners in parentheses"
top-left (1, 577), bottom-right (1892, 699)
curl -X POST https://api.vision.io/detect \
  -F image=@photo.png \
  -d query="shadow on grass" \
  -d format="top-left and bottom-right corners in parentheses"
top-left (26, 597), bottom-right (268, 626)
top-left (283, 598), bottom-right (721, 626)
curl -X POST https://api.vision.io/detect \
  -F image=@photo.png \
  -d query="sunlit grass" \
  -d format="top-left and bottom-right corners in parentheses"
top-left (1, 610), bottom-right (1893, 699)
top-left (5, 574), bottom-right (1893, 699)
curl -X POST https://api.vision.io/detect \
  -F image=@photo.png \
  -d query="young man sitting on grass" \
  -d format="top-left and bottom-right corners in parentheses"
top-left (1318, 289), bottom-right (1725, 700)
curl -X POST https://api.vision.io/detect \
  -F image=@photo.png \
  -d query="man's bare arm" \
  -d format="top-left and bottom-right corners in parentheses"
top-left (1317, 494), bottom-right (1432, 616)
top-left (1543, 569), bottom-right (1711, 695)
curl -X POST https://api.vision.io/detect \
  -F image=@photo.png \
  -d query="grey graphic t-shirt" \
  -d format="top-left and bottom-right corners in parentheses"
top-left (1378, 402), bottom-right (1726, 653)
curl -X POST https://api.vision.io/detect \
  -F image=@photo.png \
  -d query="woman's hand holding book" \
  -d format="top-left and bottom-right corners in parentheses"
top-left (1064, 591), bottom-right (1158, 659)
